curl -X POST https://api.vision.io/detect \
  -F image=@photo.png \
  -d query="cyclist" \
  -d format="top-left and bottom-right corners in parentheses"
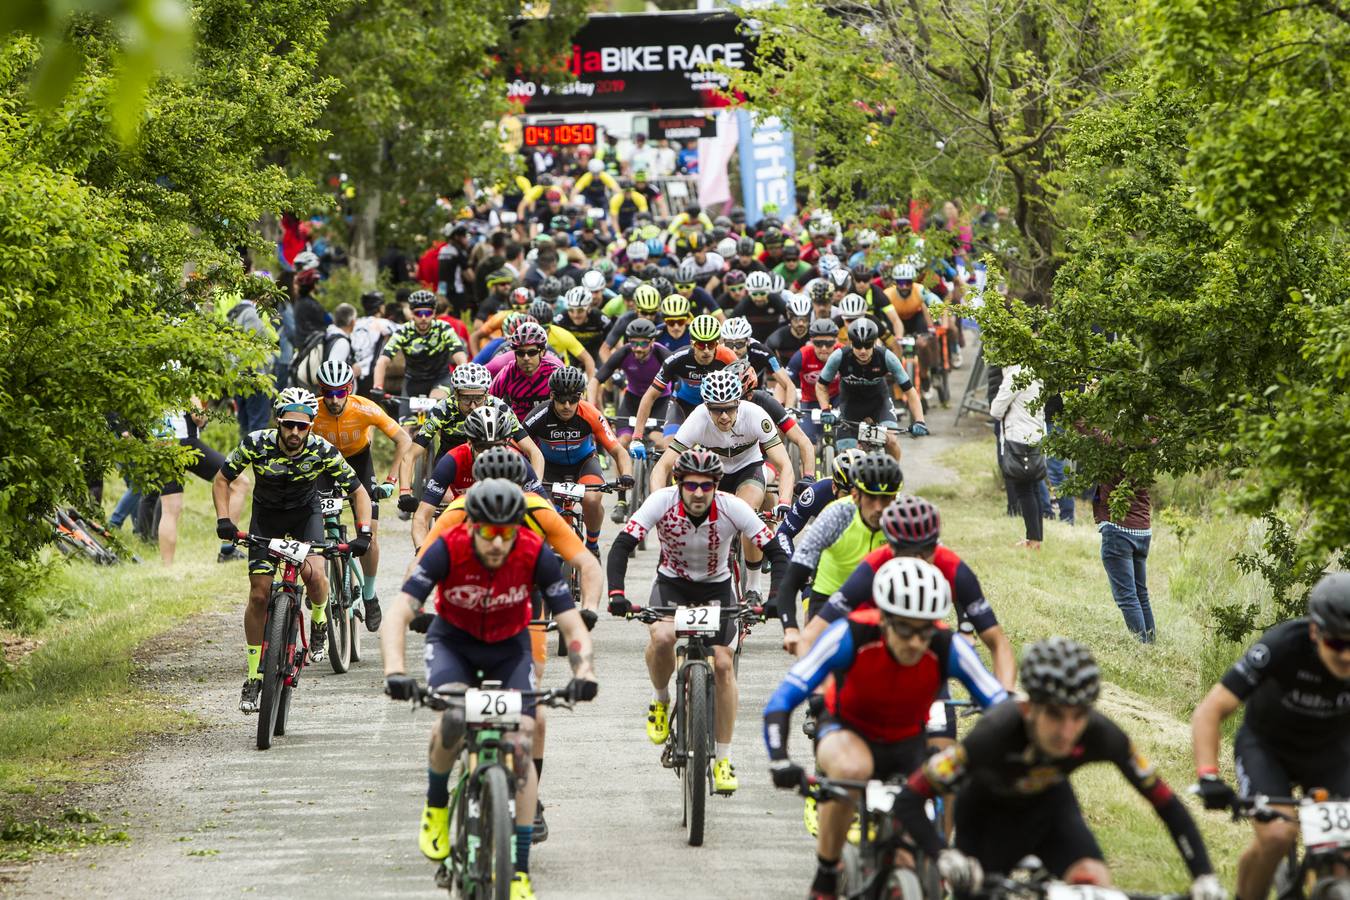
top-left (412, 405), bottom-right (542, 545)
top-left (409, 362), bottom-right (543, 471)
top-left (885, 262), bottom-right (943, 374)
top-left (716, 268), bottom-right (748, 313)
top-left (774, 453), bottom-right (902, 651)
top-left (630, 314), bottom-right (737, 440)
top-left (555, 285), bottom-right (610, 361)
top-left (600, 282), bottom-right (661, 361)
top-left (764, 557), bottom-right (1008, 900)
top-left (789, 318), bottom-right (842, 442)
top-left (655, 293), bottom-right (692, 352)
top-left (371, 290), bottom-right (468, 418)
top-left (732, 270), bottom-right (789, 343)
top-left (816, 318), bottom-right (927, 460)
top-left (894, 638), bottom-right (1222, 900)
top-left (774, 449), bottom-right (867, 560)
top-left (382, 479), bottom-right (598, 900)
top-left (606, 448), bottom-right (788, 795)
top-left (672, 258), bottom-right (723, 319)
top-left (720, 316), bottom-right (797, 407)
top-left (766, 293), bottom-right (813, 368)
top-left (214, 388), bottom-right (373, 712)
top-left (650, 369), bottom-right (795, 600)
top-left (312, 360), bottom-right (414, 631)
top-left (523, 367), bottom-right (633, 556)
top-left (490, 322), bottom-right (563, 422)
top-left (592, 317), bottom-right (671, 449)
top-left (1190, 572), bottom-right (1350, 900)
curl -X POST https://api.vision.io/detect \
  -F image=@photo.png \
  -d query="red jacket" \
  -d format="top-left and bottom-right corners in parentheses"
top-left (417, 242), bottom-right (447, 290)
top-left (434, 525), bottom-right (542, 642)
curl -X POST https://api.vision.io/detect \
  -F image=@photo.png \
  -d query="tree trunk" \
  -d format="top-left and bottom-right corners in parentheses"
top-left (350, 187), bottom-right (380, 283)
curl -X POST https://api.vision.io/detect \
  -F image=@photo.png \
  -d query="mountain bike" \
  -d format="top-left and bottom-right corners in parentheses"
top-left (1229, 793), bottom-right (1349, 900)
top-left (928, 323), bottom-right (952, 408)
top-left (400, 682), bottom-right (584, 899)
top-left (318, 491), bottom-right (364, 674)
top-left (625, 603), bottom-right (763, 847)
top-left (963, 867), bottom-right (1188, 900)
top-left (49, 507), bottom-right (123, 565)
top-left (541, 479), bottom-right (622, 601)
top-left (401, 394), bottom-right (438, 516)
top-left (801, 774), bottom-right (943, 900)
top-left (233, 532), bottom-right (348, 750)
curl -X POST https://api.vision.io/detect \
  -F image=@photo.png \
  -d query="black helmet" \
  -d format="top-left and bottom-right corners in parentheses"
top-left (672, 447), bottom-right (724, 481)
top-left (736, 236), bottom-right (755, 256)
top-left (620, 279), bottom-right (641, 300)
top-left (529, 299), bottom-right (555, 324)
top-left (625, 317), bottom-right (660, 340)
top-left (1020, 637), bottom-right (1101, 707)
top-left (880, 495), bottom-right (941, 550)
top-left (538, 277), bottom-right (562, 301)
top-left (850, 264), bottom-right (873, 283)
top-left (809, 318), bottom-right (839, 339)
top-left (852, 452), bottom-right (903, 496)
top-left (650, 276), bottom-right (674, 298)
top-left (463, 478), bottom-right (526, 525)
top-left (1309, 572), bottom-right (1350, 636)
top-left (548, 366), bottom-right (587, 397)
top-left (471, 446), bottom-right (530, 486)
top-left (847, 318), bottom-right (879, 345)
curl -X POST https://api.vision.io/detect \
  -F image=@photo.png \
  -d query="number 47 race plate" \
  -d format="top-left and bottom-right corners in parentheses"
top-left (1299, 801), bottom-right (1350, 848)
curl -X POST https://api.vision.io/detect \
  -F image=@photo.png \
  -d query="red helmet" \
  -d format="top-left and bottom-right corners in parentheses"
top-left (880, 495), bottom-right (940, 550)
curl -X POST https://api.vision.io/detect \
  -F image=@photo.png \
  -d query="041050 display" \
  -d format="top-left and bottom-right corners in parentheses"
top-left (523, 123), bottom-right (596, 146)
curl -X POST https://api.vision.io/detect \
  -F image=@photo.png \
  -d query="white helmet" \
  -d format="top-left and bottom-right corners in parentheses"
top-left (856, 229), bottom-right (878, 248)
top-left (785, 293), bottom-right (812, 318)
top-left (626, 241), bottom-right (649, 262)
top-left (274, 386), bottom-right (317, 417)
top-left (316, 359), bottom-right (353, 389)
top-left (721, 317), bottom-right (753, 342)
top-left (872, 557), bottom-right (951, 621)
top-left (769, 272), bottom-right (787, 293)
top-left (587, 158), bottom-right (604, 174)
top-left (893, 263), bottom-right (917, 282)
top-left (716, 237), bottom-right (738, 258)
top-left (450, 362), bottom-right (492, 392)
top-left (700, 369), bottom-right (743, 405)
top-left (839, 293), bottom-right (867, 319)
top-left (581, 270), bottom-right (606, 293)
top-left (292, 250), bottom-right (320, 272)
top-left (829, 268), bottom-right (851, 291)
top-left (525, 247), bottom-right (539, 266)
top-left (564, 285), bottom-right (591, 309)
top-left (817, 253), bottom-right (841, 274)
top-left (745, 270), bottom-right (773, 293)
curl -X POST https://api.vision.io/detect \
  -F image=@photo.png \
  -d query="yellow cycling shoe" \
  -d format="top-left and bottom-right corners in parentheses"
top-left (713, 758), bottom-right (738, 795)
top-left (845, 812), bottom-right (876, 845)
top-left (803, 795), bottom-right (819, 837)
top-left (419, 803), bottom-right (450, 861)
top-left (647, 701), bottom-right (669, 744)
top-left (510, 871), bottom-right (536, 900)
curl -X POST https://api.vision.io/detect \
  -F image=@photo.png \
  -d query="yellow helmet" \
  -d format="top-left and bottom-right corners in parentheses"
top-left (633, 284), bottom-right (661, 312)
top-left (660, 294), bottom-right (691, 320)
top-left (689, 314), bottom-right (721, 343)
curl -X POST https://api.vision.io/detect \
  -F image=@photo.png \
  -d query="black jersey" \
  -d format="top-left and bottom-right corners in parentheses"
top-left (1222, 618), bottom-right (1350, 749)
top-left (221, 430), bottom-right (360, 511)
top-left (381, 320), bottom-right (466, 384)
top-left (553, 311), bottom-right (610, 357)
top-left (765, 323), bottom-right (808, 366)
top-left (731, 294), bottom-right (789, 343)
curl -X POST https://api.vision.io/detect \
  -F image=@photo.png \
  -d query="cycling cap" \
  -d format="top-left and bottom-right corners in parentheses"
top-left (1020, 637), bottom-right (1101, 707)
top-left (852, 452), bottom-right (903, 496)
top-left (673, 447), bottom-right (724, 481)
top-left (451, 363), bottom-right (492, 392)
top-left (721, 317), bottom-right (753, 342)
top-left (317, 360), bottom-right (354, 389)
top-left (880, 495), bottom-right (941, 549)
top-left (463, 478), bottom-right (526, 526)
top-left (1309, 572), bottom-right (1350, 636)
top-left (275, 387), bottom-right (318, 417)
top-left (689, 314), bottom-right (722, 343)
top-left (873, 557), bottom-right (951, 621)
top-left (549, 366), bottom-right (587, 396)
top-left (471, 446), bottom-right (530, 486)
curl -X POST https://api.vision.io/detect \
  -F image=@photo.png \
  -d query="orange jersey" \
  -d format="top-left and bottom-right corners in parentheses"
top-left (312, 394), bottom-right (401, 457)
top-left (887, 284), bottom-right (926, 320)
top-left (483, 309), bottom-right (511, 340)
top-left (420, 492), bottom-right (586, 562)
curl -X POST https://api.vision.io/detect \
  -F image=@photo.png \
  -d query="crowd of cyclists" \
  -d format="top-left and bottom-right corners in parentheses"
top-left (135, 157), bottom-right (1346, 900)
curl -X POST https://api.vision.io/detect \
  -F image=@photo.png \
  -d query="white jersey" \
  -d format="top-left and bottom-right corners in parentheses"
top-left (622, 486), bottom-right (775, 582)
top-left (669, 400), bottom-right (781, 474)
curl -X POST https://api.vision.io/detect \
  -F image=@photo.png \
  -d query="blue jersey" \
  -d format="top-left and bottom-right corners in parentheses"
top-left (774, 477), bottom-right (837, 557)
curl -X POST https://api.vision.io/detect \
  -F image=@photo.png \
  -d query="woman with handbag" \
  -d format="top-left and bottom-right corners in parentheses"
top-left (990, 364), bottom-right (1047, 548)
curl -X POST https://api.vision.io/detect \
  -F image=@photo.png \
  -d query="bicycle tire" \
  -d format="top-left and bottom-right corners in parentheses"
top-left (327, 558), bottom-right (351, 674)
top-left (274, 604), bottom-right (299, 737)
top-left (935, 367), bottom-right (951, 408)
top-left (683, 663), bottom-right (711, 846)
top-left (347, 559), bottom-right (364, 664)
top-left (820, 443), bottom-right (835, 488)
top-left (256, 589), bottom-right (291, 750)
top-left (479, 766), bottom-right (514, 900)
top-left (840, 843), bottom-right (869, 899)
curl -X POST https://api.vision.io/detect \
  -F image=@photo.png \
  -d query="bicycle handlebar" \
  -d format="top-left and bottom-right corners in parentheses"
top-left (232, 532), bottom-right (350, 558)
top-left (540, 480), bottom-right (626, 494)
top-left (624, 604), bottom-right (766, 625)
top-left (406, 683), bottom-right (584, 712)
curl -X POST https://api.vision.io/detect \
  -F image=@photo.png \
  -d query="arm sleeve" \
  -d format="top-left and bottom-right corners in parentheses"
top-left (401, 537), bottom-right (449, 604)
top-left (946, 632), bottom-right (1010, 709)
top-left (882, 349), bottom-right (913, 390)
top-left (535, 546), bottom-right (577, 616)
top-left (763, 619), bottom-right (857, 760)
top-left (420, 451), bottom-right (458, 508)
top-left (606, 532), bottom-right (639, 593)
top-left (955, 563), bottom-right (999, 632)
top-left (819, 348), bottom-right (844, 382)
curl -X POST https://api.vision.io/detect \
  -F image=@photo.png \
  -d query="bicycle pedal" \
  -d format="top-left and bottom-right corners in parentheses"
top-left (434, 864), bottom-right (452, 890)
top-left (660, 743), bottom-right (677, 769)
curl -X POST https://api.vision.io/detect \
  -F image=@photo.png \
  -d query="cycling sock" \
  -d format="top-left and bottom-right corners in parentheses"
top-left (715, 742), bottom-right (731, 762)
top-left (310, 600), bottom-right (327, 626)
top-left (426, 768), bottom-right (450, 807)
top-left (812, 856), bottom-right (840, 893)
top-left (585, 529), bottom-right (600, 546)
top-left (653, 688), bottom-right (670, 704)
top-left (533, 758), bottom-right (543, 779)
top-left (246, 645), bottom-right (262, 680)
top-left (362, 573), bottom-right (377, 600)
top-left (745, 560), bottom-right (764, 594)
top-left (514, 825), bottom-right (532, 873)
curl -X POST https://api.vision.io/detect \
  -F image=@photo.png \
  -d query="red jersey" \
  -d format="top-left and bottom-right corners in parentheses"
top-left (433, 526), bottom-right (542, 642)
top-left (796, 342), bottom-right (840, 399)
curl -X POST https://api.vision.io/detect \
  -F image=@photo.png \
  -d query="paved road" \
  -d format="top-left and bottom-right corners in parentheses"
top-left (12, 354), bottom-right (982, 899)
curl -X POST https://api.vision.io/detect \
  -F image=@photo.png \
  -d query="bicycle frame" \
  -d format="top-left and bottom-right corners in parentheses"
top-left (1233, 794), bottom-right (1350, 900)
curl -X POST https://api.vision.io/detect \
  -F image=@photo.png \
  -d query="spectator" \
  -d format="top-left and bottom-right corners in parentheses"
top-left (653, 138), bottom-right (677, 176)
top-left (631, 133), bottom-right (656, 174)
top-left (221, 284), bottom-right (276, 437)
top-left (1095, 477), bottom-right (1155, 643)
top-left (378, 243), bottom-right (414, 285)
top-left (677, 141), bottom-right (699, 174)
top-left (524, 248), bottom-right (559, 290)
top-left (353, 292), bottom-right (395, 396)
top-left (437, 224), bottom-right (473, 316)
top-left (416, 230), bottom-right (447, 290)
top-left (989, 363), bottom-right (1046, 549)
top-left (291, 268), bottom-right (327, 348)
top-left (324, 303), bottom-right (358, 369)
top-left (1042, 392), bottom-right (1076, 525)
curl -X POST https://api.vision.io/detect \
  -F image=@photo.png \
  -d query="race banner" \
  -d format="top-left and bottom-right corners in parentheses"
top-left (736, 110), bottom-right (796, 224)
top-left (506, 12), bottom-right (753, 114)
top-left (649, 115), bottom-right (718, 140)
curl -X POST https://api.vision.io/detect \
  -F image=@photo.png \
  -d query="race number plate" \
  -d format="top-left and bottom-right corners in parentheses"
top-left (409, 396), bottom-right (436, 412)
top-left (626, 417), bottom-right (660, 430)
top-left (320, 497), bottom-right (344, 516)
top-left (1045, 885), bottom-right (1129, 900)
top-left (673, 605), bottom-right (721, 637)
top-left (900, 336), bottom-right (916, 352)
top-left (1299, 801), bottom-right (1350, 848)
top-left (465, 689), bottom-right (523, 727)
top-left (552, 481), bottom-right (586, 504)
top-left (865, 781), bottom-right (901, 813)
top-left (267, 538), bottom-right (311, 564)
top-left (499, 210), bottom-right (519, 224)
top-left (856, 422), bottom-right (889, 446)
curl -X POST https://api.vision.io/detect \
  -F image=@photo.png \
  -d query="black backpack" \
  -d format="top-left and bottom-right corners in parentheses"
top-left (289, 330), bottom-right (346, 389)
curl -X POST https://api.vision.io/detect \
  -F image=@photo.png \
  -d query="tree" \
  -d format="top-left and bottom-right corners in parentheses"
top-left (730, 0), bottom-right (1134, 295)
top-left (0, 0), bottom-right (339, 623)
top-left (309, 1), bottom-right (587, 277)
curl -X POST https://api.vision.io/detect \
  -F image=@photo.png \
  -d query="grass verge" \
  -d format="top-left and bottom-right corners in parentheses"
top-left (929, 437), bottom-right (1270, 889)
top-left (0, 476), bottom-right (238, 860)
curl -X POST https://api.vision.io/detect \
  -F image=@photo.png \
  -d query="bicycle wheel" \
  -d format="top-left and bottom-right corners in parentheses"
top-left (819, 443), bottom-right (835, 486)
top-left (478, 766), bottom-right (514, 900)
top-left (256, 589), bottom-right (291, 750)
top-left (274, 606), bottom-right (299, 737)
top-left (347, 559), bottom-right (364, 664)
top-left (682, 663), bottom-right (711, 846)
top-left (326, 558), bottom-right (352, 674)
top-left (934, 366), bottom-right (951, 407)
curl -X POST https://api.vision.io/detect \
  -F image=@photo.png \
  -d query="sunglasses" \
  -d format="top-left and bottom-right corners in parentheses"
top-left (722, 340), bottom-right (748, 351)
top-left (851, 341), bottom-right (873, 351)
top-left (708, 404), bottom-right (739, 416)
top-left (665, 318), bottom-right (690, 327)
top-left (514, 348), bottom-right (542, 358)
top-left (474, 523), bottom-right (519, 541)
top-left (1322, 633), bottom-right (1350, 652)
top-left (693, 340), bottom-right (718, 350)
top-left (412, 308), bottom-right (435, 318)
top-left (749, 291), bottom-right (770, 299)
top-left (278, 419), bottom-right (311, 431)
top-left (553, 393), bottom-right (582, 405)
top-left (322, 388), bottom-right (349, 399)
top-left (812, 341), bottom-right (836, 351)
top-left (676, 283), bottom-right (695, 290)
top-left (628, 340), bottom-right (652, 349)
top-left (887, 620), bottom-right (937, 641)
top-left (680, 480), bottom-right (717, 493)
